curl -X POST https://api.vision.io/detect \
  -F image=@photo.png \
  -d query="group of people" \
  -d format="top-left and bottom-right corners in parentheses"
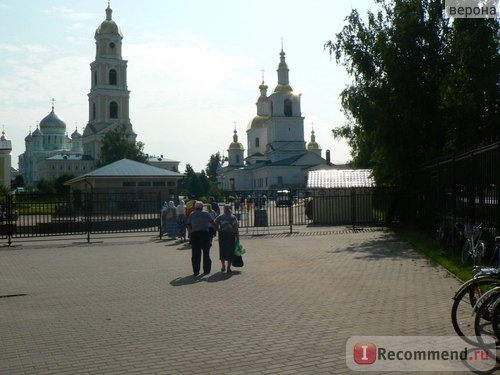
top-left (160, 200), bottom-right (187, 241)
top-left (162, 197), bottom-right (239, 276)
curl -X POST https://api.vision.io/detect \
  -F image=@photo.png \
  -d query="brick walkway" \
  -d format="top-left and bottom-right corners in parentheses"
top-left (0, 227), bottom-right (462, 374)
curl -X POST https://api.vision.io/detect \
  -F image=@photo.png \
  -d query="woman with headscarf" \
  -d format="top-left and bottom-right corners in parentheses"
top-left (214, 204), bottom-right (239, 273)
top-left (165, 201), bottom-right (177, 239)
top-left (160, 201), bottom-right (169, 237)
top-left (176, 200), bottom-right (187, 242)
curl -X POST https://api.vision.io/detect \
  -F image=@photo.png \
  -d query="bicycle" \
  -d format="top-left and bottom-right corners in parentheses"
top-left (490, 236), bottom-right (500, 268)
top-left (451, 270), bottom-right (500, 341)
top-left (461, 223), bottom-right (485, 266)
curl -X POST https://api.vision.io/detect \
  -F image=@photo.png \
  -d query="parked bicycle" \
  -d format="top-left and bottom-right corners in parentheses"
top-left (489, 236), bottom-right (500, 268)
top-left (436, 221), bottom-right (464, 253)
top-left (461, 223), bottom-right (485, 266)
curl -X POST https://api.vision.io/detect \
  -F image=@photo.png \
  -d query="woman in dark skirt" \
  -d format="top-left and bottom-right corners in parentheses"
top-left (214, 205), bottom-right (239, 273)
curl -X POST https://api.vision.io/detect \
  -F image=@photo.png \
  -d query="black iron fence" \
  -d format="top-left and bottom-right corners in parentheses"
top-left (0, 191), bottom-right (162, 245)
top-left (0, 188), bottom-right (392, 244)
top-left (223, 187), bottom-right (392, 232)
top-left (413, 141), bottom-right (500, 246)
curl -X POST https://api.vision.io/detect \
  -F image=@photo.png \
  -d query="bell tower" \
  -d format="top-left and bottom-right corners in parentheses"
top-left (265, 48), bottom-right (306, 162)
top-left (83, 3), bottom-right (136, 161)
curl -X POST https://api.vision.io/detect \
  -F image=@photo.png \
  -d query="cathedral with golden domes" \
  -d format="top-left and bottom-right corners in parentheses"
top-left (218, 49), bottom-right (329, 191)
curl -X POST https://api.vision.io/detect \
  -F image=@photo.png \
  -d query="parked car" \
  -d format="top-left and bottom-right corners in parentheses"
top-left (276, 190), bottom-right (292, 207)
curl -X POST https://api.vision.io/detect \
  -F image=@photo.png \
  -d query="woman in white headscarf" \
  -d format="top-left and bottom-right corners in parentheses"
top-left (165, 201), bottom-right (177, 239)
top-left (176, 200), bottom-right (187, 242)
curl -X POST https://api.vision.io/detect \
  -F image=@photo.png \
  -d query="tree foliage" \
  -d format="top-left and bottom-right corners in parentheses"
top-left (180, 164), bottom-right (205, 198)
top-left (98, 124), bottom-right (148, 167)
top-left (326, 0), bottom-right (499, 187)
top-left (180, 157), bottom-right (224, 200)
top-left (206, 152), bottom-right (222, 182)
top-left (36, 174), bottom-right (75, 195)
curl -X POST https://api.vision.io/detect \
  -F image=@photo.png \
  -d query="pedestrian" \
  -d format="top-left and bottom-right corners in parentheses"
top-left (186, 195), bottom-right (197, 218)
top-left (209, 196), bottom-right (220, 216)
top-left (204, 203), bottom-right (218, 245)
top-left (176, 200), bottom-right (187, 242)
top-left (160, 201), bottom-right (168, 236)
top-left (186, 201), bottom-right (217, 276)
top-left (165, 201), bottom-right (177, 238)
top-left (214, 204), bottom-right (239, 273)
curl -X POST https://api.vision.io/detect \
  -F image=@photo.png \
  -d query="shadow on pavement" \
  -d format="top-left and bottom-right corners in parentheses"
top-left (170, 274), bottom-right (205, 286)
top-left (328, 237), bottom-right (423, 261)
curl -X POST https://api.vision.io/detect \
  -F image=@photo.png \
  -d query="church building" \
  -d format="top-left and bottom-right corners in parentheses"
top-left (18, 4), bottom-right (170, 188)
top-left (218, 49), bottom-right (329, 191)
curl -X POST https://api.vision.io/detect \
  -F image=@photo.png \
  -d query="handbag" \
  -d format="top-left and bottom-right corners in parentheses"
top-left (232, 255), bottom-right (244, 267)
top-left (234, 241), bottom-right (246, 256)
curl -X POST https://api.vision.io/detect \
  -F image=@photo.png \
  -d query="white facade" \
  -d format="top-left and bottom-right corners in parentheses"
top-left (0, 132), bottom-right (12, 190)
top-left (19, 107), bottom-right (92, 187)
top-left (219, 49), bottom-right (328, 191)
top-left (18, 5), bottom-right (160, 188)
top-left (83, 4), bottom-right (136, 161)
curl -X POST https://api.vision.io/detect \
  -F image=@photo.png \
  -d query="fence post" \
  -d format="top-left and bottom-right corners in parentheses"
top-left (351, 188), bottom-right (356, 230)
top-left (85, 191), bottom-right (91, 243)
top-left (289, 190), bottom-right (293, 234)
top-left (7, 194), bottom-right (12, 246)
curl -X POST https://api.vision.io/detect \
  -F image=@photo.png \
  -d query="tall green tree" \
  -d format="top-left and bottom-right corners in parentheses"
top-left (326, 0), bottom-right (498, 187)
top-left (181, 164), bottom-right (205, 198)
top-left (442, 18), bottom-right (499, 152)
top-left (98, 124), bottom-right (148, 167)
top-left (206, 152), bottom-right (222, 182)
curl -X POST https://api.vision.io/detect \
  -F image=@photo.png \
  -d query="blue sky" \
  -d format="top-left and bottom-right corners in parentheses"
top-left (0, 0), bottom-right (375, 172)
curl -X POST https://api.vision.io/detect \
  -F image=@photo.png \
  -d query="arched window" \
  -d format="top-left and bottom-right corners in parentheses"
top-left (109, 69), bottom-right (117, 85)
top-left (236, 155), bottom-right (240, 164)
top-left (94, 70), bottom-right (97, 86)
top-left (284, 99), bottom-right (292, 116)
top-left (92, 103), bottom-right (96, 120)
top-left (110, 101), bottom-right (118, 118)
top-left (255, 137), bottom-right (260, 147)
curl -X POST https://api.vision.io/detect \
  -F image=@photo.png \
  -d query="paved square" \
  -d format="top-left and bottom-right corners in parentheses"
top-left (0, 227), bottom-right (462, 374)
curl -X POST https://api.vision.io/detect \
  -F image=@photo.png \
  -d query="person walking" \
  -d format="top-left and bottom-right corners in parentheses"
top-left (209, 196), bottom-right (220, 216)
top-left (186, 201), bottom-right (217, 276)
top-left (204, 203), bottom-right (218, 245)
top-left (165, 201), bottom-right (177, 239)
top-left (160, 201), bottom-right (168, 237)
top-left (176, 200), bottom-right (187, 242)
top-left (214, 204), bottom-right (239, 273)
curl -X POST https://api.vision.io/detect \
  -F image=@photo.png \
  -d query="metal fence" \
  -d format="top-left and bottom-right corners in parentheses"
top-left (0, 188), bottom-right (392, 244)
top-left (0, 191), bottom-right (162, 245)
top-left (223, 187), bottom-right (392, 232)
top-left (413, 141), bottom-right (500, 245)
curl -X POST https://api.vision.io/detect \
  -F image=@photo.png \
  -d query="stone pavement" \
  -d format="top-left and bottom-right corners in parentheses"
top-left (0, 226), bottom-right (465, 374)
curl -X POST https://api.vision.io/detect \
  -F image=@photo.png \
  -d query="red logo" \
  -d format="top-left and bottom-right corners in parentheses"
top-left (353, 342), bottom-right (377, 364)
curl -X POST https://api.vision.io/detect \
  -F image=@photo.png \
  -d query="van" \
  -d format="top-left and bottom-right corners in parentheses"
top-left (276, 190), bottom-right (291, 207)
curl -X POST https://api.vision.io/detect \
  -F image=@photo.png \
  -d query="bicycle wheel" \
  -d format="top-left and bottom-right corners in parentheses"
top-left (491, 245), bottom-right (500, 268)
top-left (475, 290), bottom-right (500, 360)
top-left (492, 296), bottom-right (500, 344)
top-left (461, 239), bottom-right (472, 264)
top-left (452, 277), bottom-right (500, 341)
top-left (474, 241), bottom-right (485, 266)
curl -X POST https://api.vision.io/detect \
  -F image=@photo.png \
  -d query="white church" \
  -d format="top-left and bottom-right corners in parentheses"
top-left (218, 48), bottom-right (330, 191)
top-left (18, 4), bottom-right (179, 188)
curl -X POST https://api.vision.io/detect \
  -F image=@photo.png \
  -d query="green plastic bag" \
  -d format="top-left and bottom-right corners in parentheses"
top-left (234, 241), bottom-right (246, 256)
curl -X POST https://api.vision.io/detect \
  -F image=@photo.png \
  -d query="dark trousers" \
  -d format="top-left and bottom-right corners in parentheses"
top-left (191, 231), bottom-right (212, 274)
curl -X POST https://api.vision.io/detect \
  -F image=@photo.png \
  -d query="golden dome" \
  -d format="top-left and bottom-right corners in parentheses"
top-left (246, 115), bottom-right (268, 131)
